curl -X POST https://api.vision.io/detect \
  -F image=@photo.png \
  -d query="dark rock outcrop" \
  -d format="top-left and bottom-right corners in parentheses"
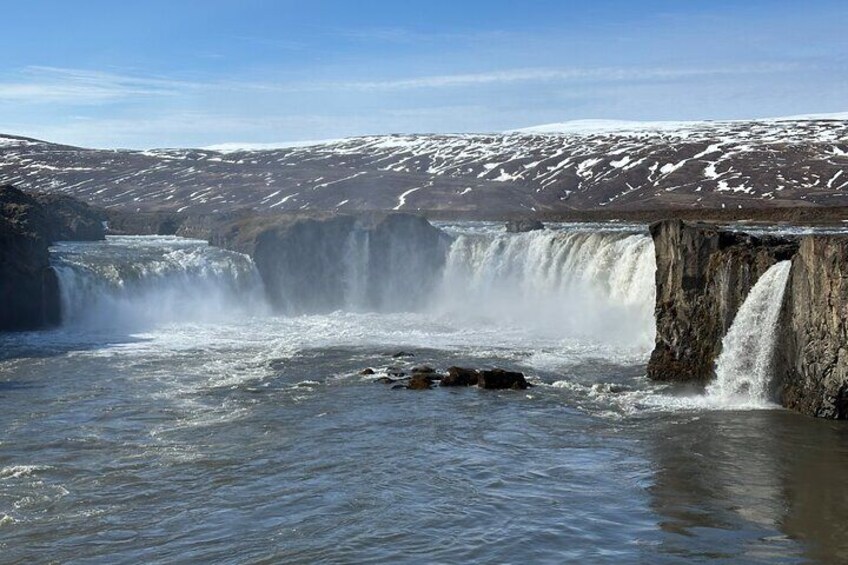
top-left (647, 220), bottom-right (798, 385)
top-left (105, 210), bottom-right (185, 236)
top-left (0, 185), bottom-right (104, 330)
top-left (36, 193), bottom-right (105, 241)
top-left (212, 212), bottom-right (453, 314)
top-left (775, 237), bottom-right (848, 418)
top-left (440, 366), bottom-right (480, 387)
top-left (374, 376), bottom-right (396, 385)
top-left (478, 369), bottom-right (529, 390)
top-left (505, 219), bottom-right (544, 233)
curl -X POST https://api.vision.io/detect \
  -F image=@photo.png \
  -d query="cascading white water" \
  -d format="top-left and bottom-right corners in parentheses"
top-left (437, 228), bottom-right (657, 348)
top-left (51, 236), bottom-right (267, 329)
top-left (707, 260), bottom-right (792, 403)
top-left (49, 225), bottom-right (658, 352)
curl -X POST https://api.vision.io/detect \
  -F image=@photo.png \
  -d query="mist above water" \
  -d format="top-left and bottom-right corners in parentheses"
top-left (438, 229), bottom-right (656, 348)
top-left (51, 236), bottom-right (267, 330)
top-left (49, 226), bottom-right (658, 355)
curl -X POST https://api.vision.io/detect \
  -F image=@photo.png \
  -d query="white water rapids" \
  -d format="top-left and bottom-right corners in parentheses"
top-left (438, 227), bottom-right (656, 348)
top-left (51, 236), bottom-right (267, 329)
top-left (50, 225), bottom-right (658, 354)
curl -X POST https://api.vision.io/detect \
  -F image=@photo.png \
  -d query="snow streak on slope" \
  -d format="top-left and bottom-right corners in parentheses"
top-left (1, 118), bottom-right (847, 214)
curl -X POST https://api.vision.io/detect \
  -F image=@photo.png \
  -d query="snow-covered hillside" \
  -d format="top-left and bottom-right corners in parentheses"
top-left (0, 117), bottom-right (846, 214)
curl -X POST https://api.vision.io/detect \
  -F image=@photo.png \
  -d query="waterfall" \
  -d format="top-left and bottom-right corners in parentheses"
top-left (51, 236), bottom-right (266, 329)
top-left (707, 260), bottom-right (792, 403)
top-left (437, 229), bottom-right (657, 347)
top-left (48, 225), bottom-right (659, 349)
top-left (259, 215), bottom-right (451, 314)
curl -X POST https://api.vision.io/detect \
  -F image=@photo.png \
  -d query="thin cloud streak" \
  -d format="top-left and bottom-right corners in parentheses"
top-left (328, 62), bottom-right (804, 91)
top-left (0, 62), bottom-right (806, 105)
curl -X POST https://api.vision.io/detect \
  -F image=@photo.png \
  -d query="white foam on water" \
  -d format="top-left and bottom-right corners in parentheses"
top-left (0, 465), bottom-right (51, 480)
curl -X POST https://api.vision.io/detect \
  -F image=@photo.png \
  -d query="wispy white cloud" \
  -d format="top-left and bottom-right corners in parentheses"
top-left (0, 66), bottom-right (200, 103)
top-left (0, 61), bottom-right (807, 105)
top-left (326, 62), bottom-right (803, 91)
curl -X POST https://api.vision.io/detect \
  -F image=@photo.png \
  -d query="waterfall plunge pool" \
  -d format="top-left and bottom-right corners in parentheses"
top-left (1, 222), bottom-right (847, 563)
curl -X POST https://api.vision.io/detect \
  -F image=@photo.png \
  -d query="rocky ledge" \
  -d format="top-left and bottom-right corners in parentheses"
top-left (647, 219), bottom-right (798, 384)
top-left (648, 219), bottom-right (848, 419)
top-left (367, 364), bottom-right (531, 391)
top-left (0, 185), bottom-right (104, 330)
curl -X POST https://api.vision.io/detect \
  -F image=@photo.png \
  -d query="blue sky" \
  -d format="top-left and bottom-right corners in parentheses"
top-left (1, 0), bottom-right (846, 148)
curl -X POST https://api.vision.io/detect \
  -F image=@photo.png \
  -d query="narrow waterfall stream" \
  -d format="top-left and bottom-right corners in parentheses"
top-left (707, 260), bottom-right (793, 403)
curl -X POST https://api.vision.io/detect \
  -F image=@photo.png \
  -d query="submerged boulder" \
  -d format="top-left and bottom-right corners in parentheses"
top-left (374, 376), bottom-right (396, 385)
top-left (407, 373), bottom-right (434, 390)
top-left (391, 351), bottom-right (415, 358)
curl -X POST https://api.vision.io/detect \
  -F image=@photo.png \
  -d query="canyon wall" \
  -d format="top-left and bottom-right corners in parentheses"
top-left (647, 220), bottom-right (797, 384)
top-left (0, 185), bottom-right (104, 330)
top-left (775, 237), bottom-right (848, 418)
top-left (649, 219), bottom-right (848, 419)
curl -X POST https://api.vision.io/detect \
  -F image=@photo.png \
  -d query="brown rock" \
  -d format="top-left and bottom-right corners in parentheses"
top-left (407, 373), bottom-right (434, 390)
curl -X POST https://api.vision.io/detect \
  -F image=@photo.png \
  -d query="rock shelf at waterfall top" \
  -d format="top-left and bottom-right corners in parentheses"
top-left (2, 116), bottom-right (848, 217)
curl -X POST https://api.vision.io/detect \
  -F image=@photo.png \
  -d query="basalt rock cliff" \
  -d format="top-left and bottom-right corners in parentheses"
top-left (648, 219), bottom-right (848, 420)
top-left (775, 237), bottom-right (848, 418)
top-left (0, 185), bottom-right (105, 330)
top-left (647, 220), bottom-right (798, 385)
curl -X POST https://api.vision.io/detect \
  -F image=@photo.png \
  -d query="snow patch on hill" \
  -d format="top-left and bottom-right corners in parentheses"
top-left (202, 139), bottom-right (344, 153)
top-left (510, 113), bottom-right (848, 136)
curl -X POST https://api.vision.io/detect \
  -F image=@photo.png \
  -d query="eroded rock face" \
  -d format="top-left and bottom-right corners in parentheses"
top-left (775, 237), bottom-right (848, 418)
top-left (0, 185), bottom-right (104, 330)
top-left (213, 212), bottom-right (453, 314)
top-left (647, 220), bottom-right (798, 384)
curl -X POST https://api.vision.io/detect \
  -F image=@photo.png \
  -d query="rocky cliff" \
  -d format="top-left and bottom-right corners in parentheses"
top-left (647, 220), bottom-right (798, 384)
top-left (0, 185), bottom-right (105, 330)
top-left (775, 237), bottom-right (848, 418)
top-left (211, 212), bottom-right (453, 313)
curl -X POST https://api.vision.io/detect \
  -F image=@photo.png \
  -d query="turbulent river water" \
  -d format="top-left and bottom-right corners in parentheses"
top-left (2, 223), bottom-right (848, 563)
